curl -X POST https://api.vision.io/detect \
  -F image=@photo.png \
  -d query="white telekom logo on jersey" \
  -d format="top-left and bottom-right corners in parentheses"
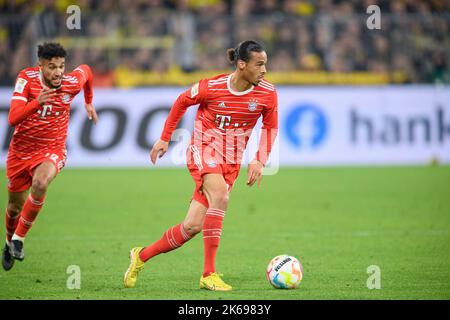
top-left (39, 104), bottom-right (53, 118)
top-left (215, 114), bottom-right (231, 130)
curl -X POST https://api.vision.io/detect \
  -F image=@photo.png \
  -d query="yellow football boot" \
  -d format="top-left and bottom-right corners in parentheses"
top-left (199, 273), bottom-right (232, 291)
top-left (124, 247), bottom-right (145, 288)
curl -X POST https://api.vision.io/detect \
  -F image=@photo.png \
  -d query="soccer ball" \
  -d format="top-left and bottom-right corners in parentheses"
top-left (266, 255), bottom-right (303, 289)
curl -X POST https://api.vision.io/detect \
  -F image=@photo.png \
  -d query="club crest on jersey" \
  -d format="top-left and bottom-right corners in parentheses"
top-left (206, 159), bottom-right (217, 168)
top-left (248, 99), bottom-right (258, 111)
top-left (62, 94), bottom-right (71, 103)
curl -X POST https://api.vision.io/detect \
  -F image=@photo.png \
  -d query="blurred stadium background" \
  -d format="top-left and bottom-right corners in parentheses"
top-left (0, 0), bottom-right (449, 300)
top-left (0, 0), bottom-right (449, 86)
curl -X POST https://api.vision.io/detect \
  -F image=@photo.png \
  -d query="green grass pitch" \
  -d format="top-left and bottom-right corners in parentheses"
top-left (0, 166), bottom-right (449, 300)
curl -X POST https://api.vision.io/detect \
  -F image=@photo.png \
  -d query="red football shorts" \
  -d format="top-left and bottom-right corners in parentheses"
top-left (6, 150), bottom-right (67, 193)
top-left (187, 144), bottom-right (240, 208)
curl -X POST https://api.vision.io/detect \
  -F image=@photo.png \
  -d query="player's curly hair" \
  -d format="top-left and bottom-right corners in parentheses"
top-left (37, 42), bottom-right (67, 60)
top-left (227, 40), bottom-right (264, 65)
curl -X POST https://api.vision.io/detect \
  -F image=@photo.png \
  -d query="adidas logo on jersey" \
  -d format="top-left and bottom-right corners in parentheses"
top-left (218, 102), bottom-right (226, 108)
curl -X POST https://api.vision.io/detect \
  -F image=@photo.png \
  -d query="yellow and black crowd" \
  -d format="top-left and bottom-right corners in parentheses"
top-left (0, 0), bottom-right (449, 86)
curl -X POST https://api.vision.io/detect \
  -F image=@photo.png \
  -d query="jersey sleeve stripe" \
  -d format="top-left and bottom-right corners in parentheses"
top-left (11, 96), bottom-right (28, 102)
top-left (73, 67), bottom-right (87, 82)
top-left (208, 79), bottom-right (228, 85)
top-left (260, 79), bottom-right (274, 87)
top-left (258, 83), bottom-right (275, 91)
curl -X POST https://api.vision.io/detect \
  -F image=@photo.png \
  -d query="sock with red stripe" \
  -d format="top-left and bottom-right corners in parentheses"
top-left (13, 194), bottom-right (46, 239)
top-left (5, 209), bottom-right (20, 243)
top-left (202, 208), bottom-right (225, 277)
top-left (139, 223), bottom-right (192, 262)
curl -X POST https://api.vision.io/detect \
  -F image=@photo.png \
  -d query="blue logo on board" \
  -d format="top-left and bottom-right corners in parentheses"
top-left (285, 103), bottom-right (328, 149)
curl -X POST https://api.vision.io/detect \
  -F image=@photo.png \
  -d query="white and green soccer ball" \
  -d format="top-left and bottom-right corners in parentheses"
top-left (266, 255), bottom-right (303, 289)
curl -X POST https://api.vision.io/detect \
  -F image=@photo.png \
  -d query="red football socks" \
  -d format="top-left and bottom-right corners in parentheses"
top-left (202, 208), bottom-right (225, 277)
top-left (13, 194), bottom-right (45, 238)
top-left (139, 223), bottom-right (192, 262)
top-left (5, 209), bottom-right (19, 242)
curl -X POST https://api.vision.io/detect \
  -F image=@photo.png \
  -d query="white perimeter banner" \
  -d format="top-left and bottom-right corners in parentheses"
top-left (0, 86), bottom-right (449, 168)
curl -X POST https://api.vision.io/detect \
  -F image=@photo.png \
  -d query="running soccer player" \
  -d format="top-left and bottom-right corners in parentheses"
top-left (124, 40), bottom-right (278, 291)
top-left (2, 42), bottom-right (98, 271)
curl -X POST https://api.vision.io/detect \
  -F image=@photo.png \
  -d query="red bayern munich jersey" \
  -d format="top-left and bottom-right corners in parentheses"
top-left (161, 73), bottom-right (278, 165)
top-left (9, 65), bottom-right (93, 159)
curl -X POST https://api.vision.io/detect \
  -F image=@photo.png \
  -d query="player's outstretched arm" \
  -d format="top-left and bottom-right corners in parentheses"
top-left (160, 80), bottom-right (207, 142)
top-left (150, 139), bottom-right (169, 165)
top-left (151, 80), bottom-right (206, 165)
top-left (73, 64), bottom-right (97, 124)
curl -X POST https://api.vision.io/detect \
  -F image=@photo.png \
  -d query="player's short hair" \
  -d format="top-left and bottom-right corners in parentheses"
top-left (37, 42), bottom-right (67, 60)
top-left (227, 40), bottom-right (264, 65)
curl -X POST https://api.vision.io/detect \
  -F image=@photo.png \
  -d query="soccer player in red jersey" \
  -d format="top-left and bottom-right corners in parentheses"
top-left (2, 43), bottom-right (98, 271)
top-left (124, 40), bottom-right (278, 291)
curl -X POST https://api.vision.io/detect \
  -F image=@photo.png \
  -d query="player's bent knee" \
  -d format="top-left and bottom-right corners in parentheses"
top-left (7, 203), bottom-right (22, 217)
top-left (183, 223), bottom-right (202, 236)
top-left (31, 177), bottom-right (51, 194)
top-left (210, 192), bottom-right (229, 210)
